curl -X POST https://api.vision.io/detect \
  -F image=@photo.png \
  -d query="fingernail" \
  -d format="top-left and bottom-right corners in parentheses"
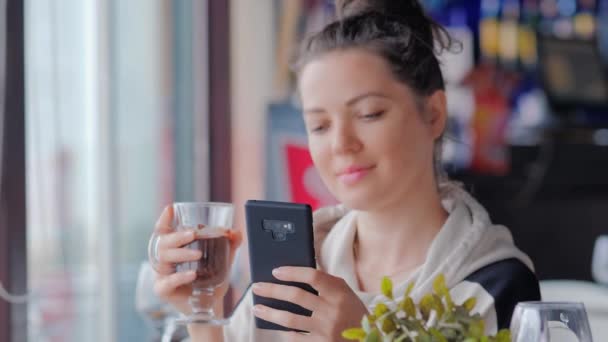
top-left (191, 250), bottom-right (202, 258)
top-left (272, 268), bottom-right (284, 277)
top-left (252, 305), bottom-right (264, 315)
top-left (185, 230), bottom-right (195, 238)
top-left (252, 283), bottom-right (262, 291)
top-left (186, 270), bottom-right (196, 278)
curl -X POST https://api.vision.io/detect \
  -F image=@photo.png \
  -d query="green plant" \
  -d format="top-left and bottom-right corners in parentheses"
top-left (342, 275), bottom-right (511, 342)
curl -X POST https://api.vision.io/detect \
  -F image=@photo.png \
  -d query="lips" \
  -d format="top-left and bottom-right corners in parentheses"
top-left (336, 165), bottom-right (375, 185)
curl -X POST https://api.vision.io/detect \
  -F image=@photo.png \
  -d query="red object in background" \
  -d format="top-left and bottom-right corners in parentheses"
top-left (284, 142), bottom-right (337, 210)
top-left (471, 86), bottom-right (510, 175)
top-left (464, 64), bottom-right (518, 175)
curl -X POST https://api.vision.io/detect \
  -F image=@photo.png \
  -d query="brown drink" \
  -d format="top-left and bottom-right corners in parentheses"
top-left (177, 228), bottom-right (230, 288)
top-left (168, 202), bottom-right (235, 324)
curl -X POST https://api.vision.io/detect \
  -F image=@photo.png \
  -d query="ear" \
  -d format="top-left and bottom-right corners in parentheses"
top-left (425, 90), bottom-right (447, 140)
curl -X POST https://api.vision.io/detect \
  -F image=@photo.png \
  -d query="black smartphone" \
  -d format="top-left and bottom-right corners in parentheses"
top-left (245, 200), bottom-right (318, 331)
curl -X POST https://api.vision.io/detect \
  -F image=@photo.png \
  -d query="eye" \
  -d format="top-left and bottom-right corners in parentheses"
top-left (360, 111), bottom-right (385, 121)
top-left (309, 123), bottom-right (329, 134)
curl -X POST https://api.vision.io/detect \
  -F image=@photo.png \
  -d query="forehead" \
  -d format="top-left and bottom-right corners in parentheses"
top-left (298, 49), bottom-right (403, 103)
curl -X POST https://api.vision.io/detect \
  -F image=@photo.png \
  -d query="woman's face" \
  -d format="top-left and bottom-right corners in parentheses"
top-left (298, 49), bottom-right (446, 210)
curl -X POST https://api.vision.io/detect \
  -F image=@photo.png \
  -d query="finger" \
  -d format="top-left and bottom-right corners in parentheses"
top-left (158, 248), bottom-right (202, 264)
top-left (252, 305), bottom-right (313, 333)
top-left (227, 230), bottom-right (243, 262)
top-left (158, 230), bottom-right (196, 249)
top-left (154, 270), bottom-right (196, 298)
top-left (272, 267), bottom-right (341, 295)
top-left (154, 262), bottom-right (176, 276)
top-left (154, 205), bottom-right (175, 233)
top-left (227, 229), bottom-right (243, 250)
top-left (273, 331), bottom-right (310, 342)
top-left (252, 282), bottom-right (322, 312)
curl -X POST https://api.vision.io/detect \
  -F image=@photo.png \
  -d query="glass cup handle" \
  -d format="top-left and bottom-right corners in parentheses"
top-left (148, 231), bottom-right (162, 272)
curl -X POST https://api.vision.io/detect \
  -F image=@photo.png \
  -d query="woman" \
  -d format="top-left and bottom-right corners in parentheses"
top-left (151, 0), bottom-right (541, 340)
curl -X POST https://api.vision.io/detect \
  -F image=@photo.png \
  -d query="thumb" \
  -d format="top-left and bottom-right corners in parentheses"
top-left (154, 205), bottom-right (175, 233)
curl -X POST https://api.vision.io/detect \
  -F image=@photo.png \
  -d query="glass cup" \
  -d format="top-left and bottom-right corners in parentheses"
top-left (149, 202), bottom-right (235, 325)
top-left (510, 302), bottom-right (594, 342)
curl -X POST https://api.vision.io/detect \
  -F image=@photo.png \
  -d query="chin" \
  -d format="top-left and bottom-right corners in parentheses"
top-left (335, 188), bottom-right (383, 211)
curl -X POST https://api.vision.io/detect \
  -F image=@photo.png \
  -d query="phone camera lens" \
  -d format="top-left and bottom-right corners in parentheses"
top-left (272, 231), bottom-right (287, 241)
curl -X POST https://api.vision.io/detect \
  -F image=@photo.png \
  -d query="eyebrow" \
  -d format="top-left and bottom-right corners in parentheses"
top-left (303, 92), bottom-right (390, 115)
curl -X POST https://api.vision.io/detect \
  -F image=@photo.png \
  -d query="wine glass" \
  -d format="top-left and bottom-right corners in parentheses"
top-left (510, 302), bottom-right (594, 342)
top-left (149, 202), bottom-right (235, 325)
top-left (135, 261), bottom-right (175, 339)
top-left (592, 235), bottom-right (608, 285)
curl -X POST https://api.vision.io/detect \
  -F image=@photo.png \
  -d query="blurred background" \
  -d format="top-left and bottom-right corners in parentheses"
top-left (1, 0), bottom-right (608, 341)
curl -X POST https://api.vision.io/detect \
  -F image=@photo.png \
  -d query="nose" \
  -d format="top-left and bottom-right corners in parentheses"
top-left (331, 121), bottom-right (362, 155)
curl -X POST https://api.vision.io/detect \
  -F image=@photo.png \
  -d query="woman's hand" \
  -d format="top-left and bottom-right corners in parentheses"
top-left (151, 205), bottom-right (243, 314)
top-left (251, 267), bottom-right (368, 341)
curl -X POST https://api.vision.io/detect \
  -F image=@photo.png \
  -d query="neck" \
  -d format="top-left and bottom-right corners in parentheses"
top-left (354, 181), bottom-right (448, 281)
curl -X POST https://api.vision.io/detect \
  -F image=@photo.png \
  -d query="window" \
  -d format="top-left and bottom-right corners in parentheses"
top-left (24, 0), bottom-right (213, 340)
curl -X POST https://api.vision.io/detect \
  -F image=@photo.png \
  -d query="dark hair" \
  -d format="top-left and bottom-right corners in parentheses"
top-left (295, 0), bottom-right (458, 184)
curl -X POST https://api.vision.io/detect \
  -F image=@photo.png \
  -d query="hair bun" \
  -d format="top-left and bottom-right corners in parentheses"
top-left (334, 0), bottom-right (457, 56)
top-left (335, 0), bottom-right (428, 21)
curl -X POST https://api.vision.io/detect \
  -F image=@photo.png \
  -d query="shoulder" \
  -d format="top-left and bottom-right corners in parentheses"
top-left (463, 258), bottom-right (541, 329)
top-left (312, 205), bottom-right (351, 251)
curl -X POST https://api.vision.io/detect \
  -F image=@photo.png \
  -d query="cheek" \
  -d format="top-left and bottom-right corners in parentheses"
top-left (371, 121), bottom-right (433, 170)
top-left (308, 138), bottom-right (331, 177)
top-left (308, 137), bottom-right (343, 196)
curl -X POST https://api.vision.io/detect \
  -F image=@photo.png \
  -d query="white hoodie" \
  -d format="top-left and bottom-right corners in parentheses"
top-left (222, 184), bottom-right (540, 341)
